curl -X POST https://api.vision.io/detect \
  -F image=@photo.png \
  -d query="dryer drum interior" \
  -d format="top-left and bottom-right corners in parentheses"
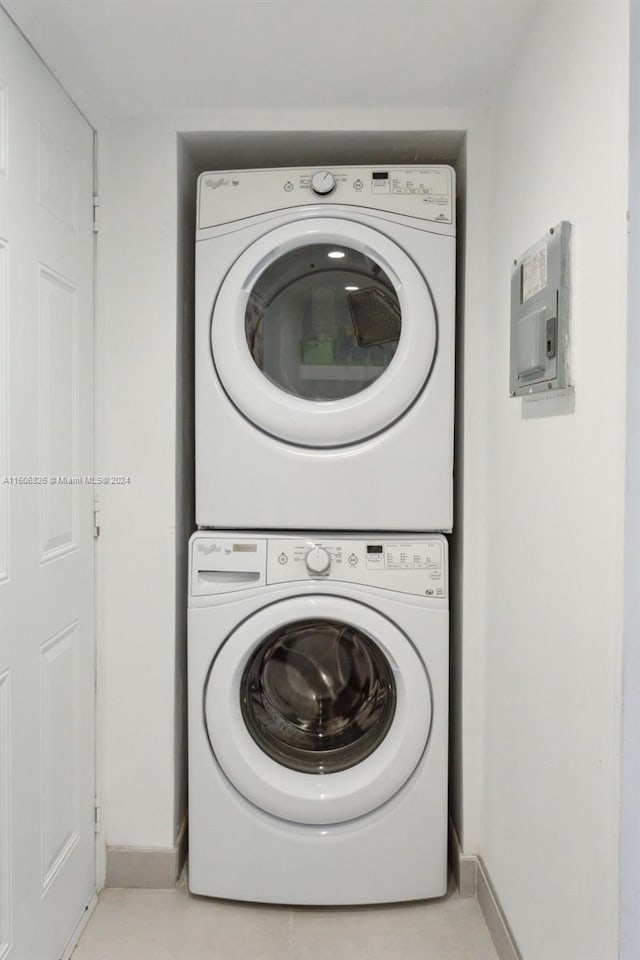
top-left (244, 242), bottom-right (401, 402)
top-left (240, 618), bottom-right (397, 775)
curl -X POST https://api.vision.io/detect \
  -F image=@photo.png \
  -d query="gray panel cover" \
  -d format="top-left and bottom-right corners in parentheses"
top-left (510, 222), bottom-right (571, 396)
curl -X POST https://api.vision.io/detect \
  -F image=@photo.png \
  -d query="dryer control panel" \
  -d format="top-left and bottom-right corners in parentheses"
top-left (190, 533), bottom-right (447, 599)
top-left (197, 165), bottom-right (455, 230)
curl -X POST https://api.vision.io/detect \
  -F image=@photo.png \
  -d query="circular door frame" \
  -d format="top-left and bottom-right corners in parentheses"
top-left (211, 217), bottom-right (437, 448)
top-left (204, 595), bottom-right (432, 825)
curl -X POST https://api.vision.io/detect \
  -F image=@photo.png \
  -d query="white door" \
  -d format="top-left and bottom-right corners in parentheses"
top-left (211, 217), bottom-right (437, 447)
top-left (0, 10), bottom-right (96, 960)
top-left (205, 595), bottom-right (432, 824)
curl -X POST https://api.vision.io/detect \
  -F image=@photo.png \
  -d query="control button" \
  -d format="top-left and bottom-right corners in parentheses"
top-left (354, 179), bottom-right (364, 191)
top-left (348, 553), bottom-right (359, 566)
top-left (425, 588), bottom-right (435, 596)
top-left (305, 546), bottom-right (331, 575)
top-left (284, 181), bottom-right (294, 192)
top-left (311, 170), bottom-right (336, 196)
top-left (278, 552), bottom-right (288, 565)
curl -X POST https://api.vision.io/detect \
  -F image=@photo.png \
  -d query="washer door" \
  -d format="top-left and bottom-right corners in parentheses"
top-left (211, 217), bottom-right (437, 447)
top-left (204, 595), bottom-right (432, 824)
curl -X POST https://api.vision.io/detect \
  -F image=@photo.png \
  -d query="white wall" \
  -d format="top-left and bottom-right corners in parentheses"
top-left (98, 106), bottom-right (492, 857)
top-left (450, 120), bottom-right (492, 851)
top-left (100, 121), bottom-right (181, 848)
top-left (482, 5), bottom-right (629, 959)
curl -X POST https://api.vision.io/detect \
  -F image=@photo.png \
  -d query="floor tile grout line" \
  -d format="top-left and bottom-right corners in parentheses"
top-left (288, 907), bottom-right (295, 960)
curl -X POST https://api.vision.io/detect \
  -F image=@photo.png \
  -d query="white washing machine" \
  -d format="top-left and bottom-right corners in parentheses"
top-left (188, 531), bottom-right (449, 904)
top-left (195, 165), bottom-right (456, 532)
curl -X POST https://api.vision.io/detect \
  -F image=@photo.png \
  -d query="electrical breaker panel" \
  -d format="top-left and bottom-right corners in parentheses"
top-left (510, 222), bottom-right (571, 397)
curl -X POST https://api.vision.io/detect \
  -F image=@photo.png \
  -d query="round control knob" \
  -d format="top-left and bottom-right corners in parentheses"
top-left (311, 170), bottom-right (336, 196)
top-left (305, 546), bottom-right (331, 575)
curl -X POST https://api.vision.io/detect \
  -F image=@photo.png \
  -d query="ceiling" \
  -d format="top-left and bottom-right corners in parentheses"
top-left (2, 0), bottom-right (537, 123)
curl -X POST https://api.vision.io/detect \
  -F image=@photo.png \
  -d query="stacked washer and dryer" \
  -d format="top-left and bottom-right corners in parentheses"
top-left (189, 166), bottom-right (455, 904)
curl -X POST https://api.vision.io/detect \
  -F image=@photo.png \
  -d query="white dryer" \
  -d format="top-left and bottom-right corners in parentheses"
top-left (195, 165), bottom-right (455, 531)
top-left (188, 531), bottom-right (449, 904)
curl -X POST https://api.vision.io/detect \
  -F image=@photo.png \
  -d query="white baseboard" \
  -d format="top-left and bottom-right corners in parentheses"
top-left (476, 857), bottom-right (521, 960)
top-left (448, 816), bottom-right (478, 897)
top-left (448, 818), bottom-right (521, 960)
top-left (106, 815), bottom-right (189, 889)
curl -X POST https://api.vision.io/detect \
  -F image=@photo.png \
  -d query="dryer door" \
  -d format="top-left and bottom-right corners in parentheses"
top-left (211, 217), bottom-right (437, 447)
top-left (204, 595), bottom-right (432, 824)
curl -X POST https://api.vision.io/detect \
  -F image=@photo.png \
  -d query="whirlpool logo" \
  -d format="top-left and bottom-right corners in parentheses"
top-left (197, 543), bottom-right (222, 554)
top-left (205, 177), bottom-right (240, 190)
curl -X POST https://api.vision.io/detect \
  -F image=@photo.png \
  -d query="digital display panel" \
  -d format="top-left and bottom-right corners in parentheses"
top-left (367, 545), bottom-right (383, 554)
top-left (233, 543), bottom-right (257, 552)
top-left (372, 172), bottom-right (389, 180)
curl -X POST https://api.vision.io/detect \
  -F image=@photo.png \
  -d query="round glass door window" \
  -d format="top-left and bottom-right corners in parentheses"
top-left (245, 244), bottom-right (401, 401)
top-left (240, 618), bottom-right (396, 774)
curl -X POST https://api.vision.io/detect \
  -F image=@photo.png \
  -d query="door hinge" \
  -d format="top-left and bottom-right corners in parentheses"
top-left (92, 195), bottom-right (100, 233)
top-left (94, 796), bottom-right (102, 835)
top-left (93, 496), bottom-right (101, 538)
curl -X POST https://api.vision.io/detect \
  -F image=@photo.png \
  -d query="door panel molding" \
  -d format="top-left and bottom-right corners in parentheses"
top-left (37, 264), bottom-right (79, 564)
top-left (40, 622), bottom-right (80, 894)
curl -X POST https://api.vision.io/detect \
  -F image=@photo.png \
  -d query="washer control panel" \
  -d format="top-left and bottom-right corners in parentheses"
top-left (267, 536), bottom-right (447, 598)
top-left (198, 165), bottom-right (455, 230)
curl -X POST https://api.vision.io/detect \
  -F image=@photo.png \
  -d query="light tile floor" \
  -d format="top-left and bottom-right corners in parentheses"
top-left (72, 876), bottom-right (499, 960)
